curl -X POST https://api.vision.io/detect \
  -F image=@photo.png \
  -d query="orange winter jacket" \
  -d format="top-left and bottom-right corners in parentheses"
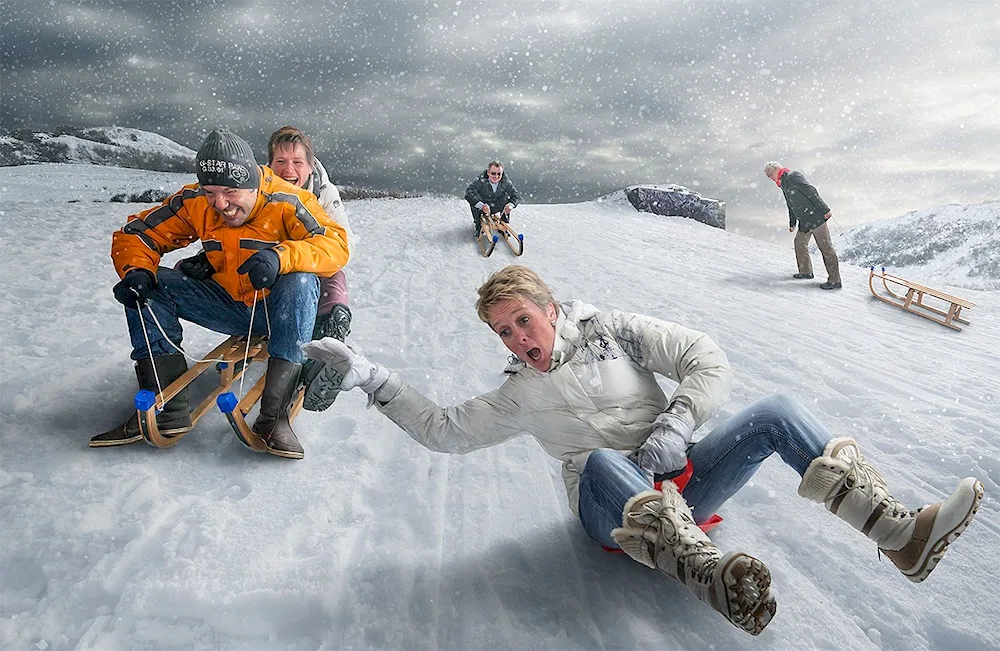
top-left (111, 166), bottom-right (349, 305)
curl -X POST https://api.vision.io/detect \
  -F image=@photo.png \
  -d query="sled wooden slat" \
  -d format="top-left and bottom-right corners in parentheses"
top-left (140, 335), bottom-right (269, 447)
top-left (868, 267), bottom-right (974, 331)
top-left (476, 213), bottom-right (523, 257)
top-left (491, 213), bottom-right (524, 256)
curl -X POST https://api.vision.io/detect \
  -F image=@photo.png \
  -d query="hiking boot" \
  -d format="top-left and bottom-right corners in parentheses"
top-left (612, 487), bottom-right (776, 636)
top-left (301, 303), bottom-right (353, 412)
top-left (799, 437), bottom-right (984, 582)
top-left (819, 282), bottom-right (842, 290)
top-left (792, 273), bottom-right (814, 279)
top-left (253, 357), bottom-right (304, 459)
top-left (90, 355), bottom-right (192, 447)
top-left (312, 303), bottom-right (352, 341)
top-left (302, 361), bottom-right (347, 412)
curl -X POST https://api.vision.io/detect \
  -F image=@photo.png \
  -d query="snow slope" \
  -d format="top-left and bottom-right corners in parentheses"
top-left (0, 166), bottom-right (997, 651)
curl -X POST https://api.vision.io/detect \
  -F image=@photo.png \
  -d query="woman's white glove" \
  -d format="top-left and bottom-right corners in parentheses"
top-left (300, 338), bottom-right (390, 395)
top-left (630, 401), bottom-right (695, 477)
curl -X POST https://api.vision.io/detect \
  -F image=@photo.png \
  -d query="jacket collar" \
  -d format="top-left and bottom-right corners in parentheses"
top-left (548, 300), bottom-right (600, 371)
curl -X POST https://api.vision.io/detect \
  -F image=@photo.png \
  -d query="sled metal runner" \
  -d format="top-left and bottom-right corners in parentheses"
top-left (476, 213), bottom-right (524, 257)
top-left (136, 334), bottom-right (303, 450)
top-left (868, 267), bottom-right (974, 331)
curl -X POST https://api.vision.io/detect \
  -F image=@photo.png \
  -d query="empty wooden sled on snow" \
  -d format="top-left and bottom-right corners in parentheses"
top-left (868, 267), bottom-right (974, 331)
top-left (132, 334), bottom-right (304, 451)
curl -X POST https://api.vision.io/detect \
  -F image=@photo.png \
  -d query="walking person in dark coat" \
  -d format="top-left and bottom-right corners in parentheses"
top-left (764, 162), bottom-right (842, 290)
top-left (465, 161), bottom-right (521, 236)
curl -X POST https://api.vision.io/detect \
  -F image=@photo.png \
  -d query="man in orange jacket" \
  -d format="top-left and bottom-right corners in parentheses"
top-left (92, 129), bottom-right (349, 459)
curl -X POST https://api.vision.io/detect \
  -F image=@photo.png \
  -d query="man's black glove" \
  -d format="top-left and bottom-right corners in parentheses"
top-left (236, 249), bottom-right (281, 290)
top-left (177, 250), bottom-right (215, 281)
top-left (113, 269), bottom-right (157, 308)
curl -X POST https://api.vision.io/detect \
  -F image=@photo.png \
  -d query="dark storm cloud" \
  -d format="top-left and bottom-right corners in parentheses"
top-left (2, 0), bottom-right (997, 240)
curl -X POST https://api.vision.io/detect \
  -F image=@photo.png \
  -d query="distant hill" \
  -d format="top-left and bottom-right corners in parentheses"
top-left (0, 126), bottom-right (413, 201)
top-left (837, 200), bottom-right (1000, 290)
top-left (0, 126), bottom-right (196, 172)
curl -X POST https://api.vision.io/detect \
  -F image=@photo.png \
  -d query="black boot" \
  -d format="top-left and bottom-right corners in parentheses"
top-left (90, 355), bottom-right (192, 447)
top-left (312, 303), bottom-right (352, 341)
top-left (301, 304), bottom-right (352, 412)
top-left (253, 357), bottom-right (304, 459)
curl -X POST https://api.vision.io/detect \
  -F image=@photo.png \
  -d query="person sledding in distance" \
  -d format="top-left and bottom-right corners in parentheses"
top-left (465, 160), bottom-right (521, 237)
top-left (302, 264), bottom-right (984, 636)
top-left (178, 125), bottom-right (356, 412)
top-left (92, 128), bottom-right (349, 459)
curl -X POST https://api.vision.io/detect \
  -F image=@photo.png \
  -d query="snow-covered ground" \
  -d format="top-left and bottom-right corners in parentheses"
top-left (1, 165), bottom-right (997, 650)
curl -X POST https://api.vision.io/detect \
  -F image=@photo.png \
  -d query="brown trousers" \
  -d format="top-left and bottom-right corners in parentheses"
top-left (793, 222), bottom-right (841, 284)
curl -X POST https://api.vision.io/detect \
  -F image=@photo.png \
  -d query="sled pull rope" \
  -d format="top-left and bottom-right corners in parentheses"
top-left (130, 289), bottom-right (275, 403)
top-left (135, 301), bottom-right (165, 409)
top-left (829, 214), bottom-right (856, 248)
top-left (238, 290), bottom-right (272, 399)
top-left (133, 289), bottom-right (275, 371)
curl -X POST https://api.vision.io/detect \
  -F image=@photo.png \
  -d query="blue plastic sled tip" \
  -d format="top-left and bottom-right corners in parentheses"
top-left (217, 392), bottom-right (239, 413)
top-left (134, 389), bottom-right (157, 411)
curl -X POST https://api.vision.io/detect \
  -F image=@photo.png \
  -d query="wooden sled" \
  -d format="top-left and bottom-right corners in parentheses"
top-left (868, 267), bottom-right (974, 331)
top-left (476, 213), bottom-right (524, 257)
top-left (135, 334), bottom-right (304, 451)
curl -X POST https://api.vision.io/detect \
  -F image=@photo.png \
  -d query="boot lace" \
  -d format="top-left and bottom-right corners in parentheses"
top-left (635, 504), bottom-right (719, 585)
top-left (840, 456), bottom-right (915, 519)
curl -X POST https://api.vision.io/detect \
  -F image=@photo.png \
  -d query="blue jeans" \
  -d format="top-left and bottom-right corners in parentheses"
top-left (125, 267), bottom-right (319, 363)
top-left (578, 393), bottom-right (832, 549)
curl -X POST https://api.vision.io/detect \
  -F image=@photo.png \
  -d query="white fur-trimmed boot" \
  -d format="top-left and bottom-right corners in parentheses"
top-left (611, 486), bottom-right (776, 636)
top-left (799, 437), bottom-right (984, 582)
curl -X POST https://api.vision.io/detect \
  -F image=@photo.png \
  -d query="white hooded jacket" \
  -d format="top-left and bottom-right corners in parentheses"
top-left (373, 300), bottom-right (733, 514)
top-left (305, 158), bottom-right (354, 258)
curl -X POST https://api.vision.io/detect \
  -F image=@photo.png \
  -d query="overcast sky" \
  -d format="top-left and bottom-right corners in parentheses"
top-left (2, 0), bottom-right (998, 240)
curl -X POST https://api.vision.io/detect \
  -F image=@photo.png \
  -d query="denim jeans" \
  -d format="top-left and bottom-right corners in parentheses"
top-left (125, 266), bottom-right (319, 363)
top-left (578, 393), bottom-right (833, 549)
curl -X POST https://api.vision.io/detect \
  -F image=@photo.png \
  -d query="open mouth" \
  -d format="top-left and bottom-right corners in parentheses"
top-left (281, 175), bottom-right (300, 186)
top-left (526, 348), bottom-right (541, 361)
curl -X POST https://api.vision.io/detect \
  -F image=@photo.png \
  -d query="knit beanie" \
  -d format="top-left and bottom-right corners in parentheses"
top-left (196, 129), bottom-right (260, 189)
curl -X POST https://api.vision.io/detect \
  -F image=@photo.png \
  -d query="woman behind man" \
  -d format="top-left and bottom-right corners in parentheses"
top-left (178, 126), bottom-right (354, 411)
top-left (302, 264), bottom-right (983, 636)
top-left (265, 126), bottom-right (356, 411)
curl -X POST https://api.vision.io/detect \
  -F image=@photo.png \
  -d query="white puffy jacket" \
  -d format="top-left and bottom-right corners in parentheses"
top-left (373, 300), bottom-right (732, 515)
top-left (306, 158), bottom-right (354, 258)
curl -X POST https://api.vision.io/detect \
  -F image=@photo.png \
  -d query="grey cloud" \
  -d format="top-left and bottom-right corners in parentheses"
top-left (2, 0), bottom-right (998, 241)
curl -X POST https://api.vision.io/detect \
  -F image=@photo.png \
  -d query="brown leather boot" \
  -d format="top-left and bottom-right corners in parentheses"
top-left (90, 355), bottom-right (192, 447)
top-left (253, 357), bottom-right (304, 459)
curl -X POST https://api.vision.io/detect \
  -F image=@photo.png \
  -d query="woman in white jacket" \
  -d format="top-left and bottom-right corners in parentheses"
top-left (266, 126), bottom-right (358, 411)
top-left (302, 265), bottom-right (983, 637)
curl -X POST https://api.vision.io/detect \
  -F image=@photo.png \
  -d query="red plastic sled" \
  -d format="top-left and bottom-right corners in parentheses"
top-left (601, 458), bottom-right (723, 553)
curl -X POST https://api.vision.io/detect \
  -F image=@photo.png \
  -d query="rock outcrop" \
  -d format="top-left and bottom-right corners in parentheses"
top-left (625, 184), bottom-right (726, 229)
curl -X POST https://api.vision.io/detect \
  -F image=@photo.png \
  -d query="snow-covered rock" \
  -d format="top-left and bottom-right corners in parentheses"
top-left (625, 184), bottom-right (727, 229)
